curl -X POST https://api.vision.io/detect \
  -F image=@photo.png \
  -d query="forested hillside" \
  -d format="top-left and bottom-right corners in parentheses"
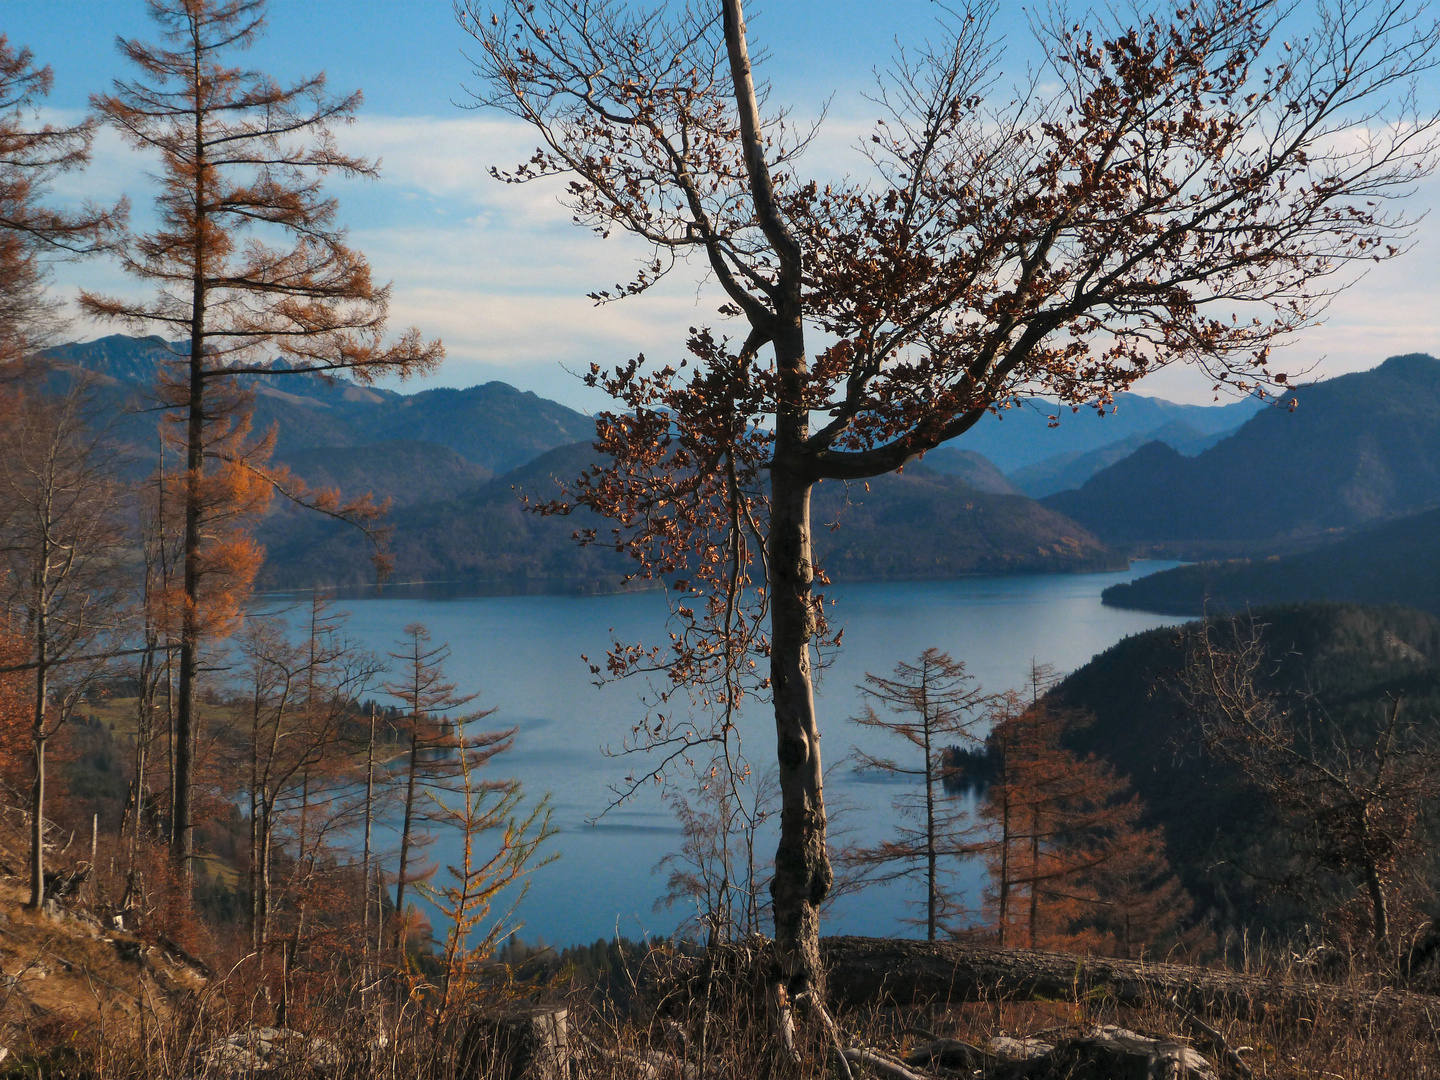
top-left (1102, 506), bottom-right (1440, 616)
top-left (257, 444), bottom-right (1126, 590)
top-left (1049, 603), bottom-right (1440, 936)
top-left (5, 0), bottom-right (1440, 1074)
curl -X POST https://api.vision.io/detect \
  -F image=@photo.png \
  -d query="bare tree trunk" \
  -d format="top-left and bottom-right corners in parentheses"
top-left (393, 728), bottom-right (421, 949)
top-left (1363, 857), bottom-right (1390, 949)
top-left (766, 460), bottom-right (830, 996)
top-left (27, 658), bottom-right (47, 910)
top-left (361, 702), bottom-right (377, 986)
top-left (249, 692), bottom-right (262, 951)
top-left (997, 773), bottom-right (1011, 946)
top-left (721, 0), bottom-right (828, 996)
top-left (1028, 807), bottom-right (1040, 949)
top-left (922, 673), bottom-right (936, 942)
top-left (173, 110), bottom-right (209, 892)
top-left (260, 813), bottom-right (274, 947)
top-left (173, 331), bottom-right (204, 893)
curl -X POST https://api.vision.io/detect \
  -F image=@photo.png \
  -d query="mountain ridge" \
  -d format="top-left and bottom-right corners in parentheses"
top-left (1045, 354), bottom-right (1440, 556)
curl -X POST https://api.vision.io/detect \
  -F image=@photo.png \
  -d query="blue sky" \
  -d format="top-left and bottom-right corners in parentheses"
top-left (7, 1), bottom-right (1439, 412)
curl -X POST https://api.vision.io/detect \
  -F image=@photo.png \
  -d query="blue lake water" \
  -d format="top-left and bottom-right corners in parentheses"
top-left (275, 562), bottom-right (1186, 948)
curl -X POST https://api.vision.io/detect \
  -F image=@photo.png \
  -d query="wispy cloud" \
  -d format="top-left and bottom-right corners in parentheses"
top-left (35, 105), bottom-right (1440, 412)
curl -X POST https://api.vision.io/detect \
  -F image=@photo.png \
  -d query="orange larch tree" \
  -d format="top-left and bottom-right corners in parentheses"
top-left (467, 0), bottom-right (1440, 996)
top-left (0, 36), bottom-right (122, 366)
top-left (841, 649), bottom-right (994, 941)
top-left (978, 682), bottom-right (1188, 954)
top-left (81, 0), bottom-right (442, 885)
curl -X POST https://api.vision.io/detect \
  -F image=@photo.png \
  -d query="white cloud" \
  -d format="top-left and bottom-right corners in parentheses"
top-left (29, 98), bottom-right (1440, 413)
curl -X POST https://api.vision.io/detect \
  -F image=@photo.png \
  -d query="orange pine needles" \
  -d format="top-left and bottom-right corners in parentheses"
top-left (80, 0), bottom-right (442, 884)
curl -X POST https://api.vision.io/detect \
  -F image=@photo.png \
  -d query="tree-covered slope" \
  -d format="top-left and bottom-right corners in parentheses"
top-left (1101, 506), bottom-right (1440, 617)
top-left (257, 447), bottom-right (1126, 591)
top-left (1050, 603), bottom-right (1440, 935)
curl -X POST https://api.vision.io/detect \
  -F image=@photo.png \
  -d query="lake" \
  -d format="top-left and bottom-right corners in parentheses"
top-left (276, 562), bottom-right (1186, 948)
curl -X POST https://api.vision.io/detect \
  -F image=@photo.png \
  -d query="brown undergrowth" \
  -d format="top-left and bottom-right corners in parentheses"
top-left (0, 855), bottom-right (1436, 1080)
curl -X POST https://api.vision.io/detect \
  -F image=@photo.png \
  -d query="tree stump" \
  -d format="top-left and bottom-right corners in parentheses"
top-left (458, 1004), bottom-right (569, 1080)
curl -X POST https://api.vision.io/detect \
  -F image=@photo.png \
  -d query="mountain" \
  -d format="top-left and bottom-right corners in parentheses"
top-left (1101, 505), bottom-right (1440, 617)
top-left (911, 447), bottom-right (1017, 494)
top-left (33, 335), bottom-right (596, 474)
top-left (1045, 354), bottom-right (1440, 556)
top-left (38, 335), bottom-right (1127, 593)
top-left (256, 447), bottom-right (1126, 591)
top-left (1008, 419), bottom-right (1212, 498)
top-left (278, 441), bottom-right (492, 508)
top-left (1049, 603), bottom-right (1440, 934)
top-left (956, 390), bottom-right (1262, 471)
top-left (257, 441), bottom-right (639, 593)
top-left (810, 465), bottom-right (1124, 579)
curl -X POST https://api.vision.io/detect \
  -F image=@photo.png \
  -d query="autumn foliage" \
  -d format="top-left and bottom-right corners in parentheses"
top-left (469, 0), bottom-right (1440, 992)
top-left (978, 674), bottom-right (1190, 957)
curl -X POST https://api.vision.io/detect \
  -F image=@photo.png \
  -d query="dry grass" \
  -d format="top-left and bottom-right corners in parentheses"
top-left (0, 865), bottom-right (1435, 1080)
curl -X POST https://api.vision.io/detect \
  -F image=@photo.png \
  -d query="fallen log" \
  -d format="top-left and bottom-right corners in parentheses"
top-left (821, 936), bottom-right (1439, 1022)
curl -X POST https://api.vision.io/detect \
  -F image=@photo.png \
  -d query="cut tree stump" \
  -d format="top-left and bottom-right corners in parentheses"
top-left (457, 1004), bottom-right (569, 1080)
top-left (821, 936), bottom-right (1439, 1023)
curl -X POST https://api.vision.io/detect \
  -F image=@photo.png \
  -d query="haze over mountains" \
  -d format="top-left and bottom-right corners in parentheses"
top-left (40, 335), bottom-right (1124, 591)
top-left (41, 336), bottom-right (1440, 609)
top-left (1048, 354), bottom-right (1440, 555)
top-left (36, 335), bottom-right (597, 483)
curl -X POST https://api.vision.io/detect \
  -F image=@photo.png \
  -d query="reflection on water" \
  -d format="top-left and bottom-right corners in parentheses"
top-left (274, 562), bottom-right (1186, 947)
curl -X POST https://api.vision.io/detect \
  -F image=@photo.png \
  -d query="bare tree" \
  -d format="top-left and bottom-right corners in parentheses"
top-left (466, 0), bottom-right (1440, 997)
top-left (237, 597), bottom-right (383, 954)
top-left (1178, 615), bottom-right (1440, 952)
top-left (657, 764), bottom-right (779, 945)
top-left (384, 623), bottom-right (516, 952)
top-left (0, 384), bottom-right (125, 909)
top-left (840, 649), bottom-right (993, 940)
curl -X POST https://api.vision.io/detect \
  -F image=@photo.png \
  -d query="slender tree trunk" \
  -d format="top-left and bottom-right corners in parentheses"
top-left (174, 328), bottom-right (204, 890)
top-left (994, 740), bottom-right (1011, 947)
top-left (1363, 856), bottom-right (1390, 948)
top-left (721, 0), bottom-right (828, 995)
top-left (1028, 806), bottom-right (1040, 949)
top-left (361, 703), bottom-right (377, 981)
top-left (173, 90), bottom-right (208, 892)
top-left (922, 673), bottom-right (937, 942)
top-left (249, 695), bottom-right (261, 951)
top-left (393, 728), bottom-right (421, 950)
top-left (260, 812), bottom-right (274, 947)
top-left (249, 787), bottom-right (260, 950)
top-left (27, 659), bottom-right (47, 910)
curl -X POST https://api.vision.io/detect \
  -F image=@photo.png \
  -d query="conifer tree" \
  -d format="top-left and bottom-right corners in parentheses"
top-left (82, 0), bottom-right (442, 885)
top-left (841, 649), bottom-right (993, 940)
top-left (978, 674), bottom-right (1188, 953)
top-left (385, 624), bottom-right (517, 952)
top-left (0, 36), bottom-right (122, 365)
